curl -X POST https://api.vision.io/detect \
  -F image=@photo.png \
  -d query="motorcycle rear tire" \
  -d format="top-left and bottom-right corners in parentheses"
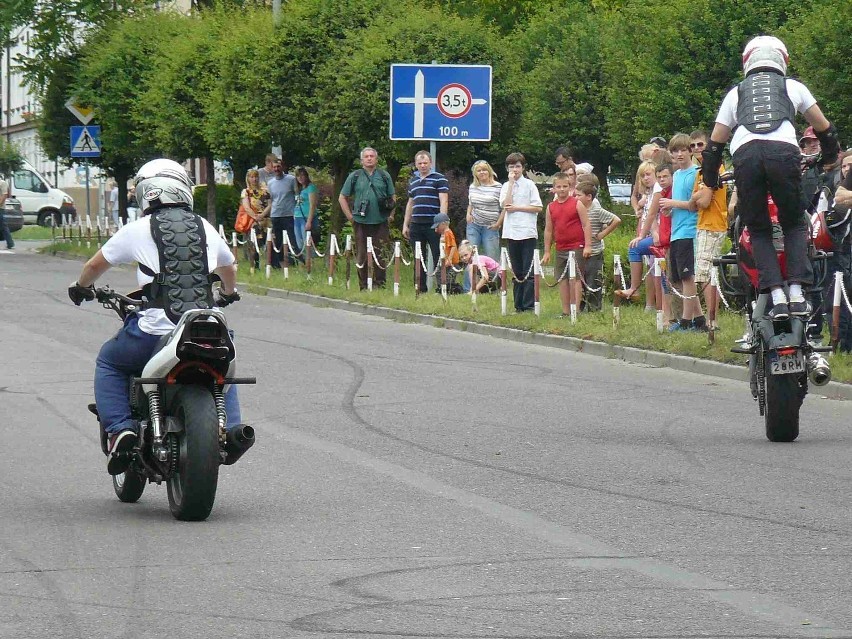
top-left (763, 367), bottom-right (802, 443)
top-left (113, 468), bottom-right (146, 503)
top-left (167, 385), bottom-right (220, 521)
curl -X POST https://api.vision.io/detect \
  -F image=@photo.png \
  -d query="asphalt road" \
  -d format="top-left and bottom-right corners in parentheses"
top-left (2, 244), bottom-right (852, 639)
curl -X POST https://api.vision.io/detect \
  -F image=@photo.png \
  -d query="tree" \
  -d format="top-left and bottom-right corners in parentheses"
top-left (71, 10), bottom-right (187, 216)
top-left (311, 4), bottom-right (521, 231)
top-left (141, 10), bottom-right (225, 223)
top-left (782, 0), bottom-right (852, 140)
top-left (511, 4), bottom-right (612, 175)
top-left (0, 138), bottom-right (25, 177)
top-left (203, 7), bottom-right (276, 189)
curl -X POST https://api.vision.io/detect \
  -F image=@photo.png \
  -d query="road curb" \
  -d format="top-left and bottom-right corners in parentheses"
top-left (257, 285), bottom-right (852, 401)
top-left (47, 248), bottom-right (851, 401)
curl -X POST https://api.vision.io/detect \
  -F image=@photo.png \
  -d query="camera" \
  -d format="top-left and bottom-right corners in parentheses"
top-left (356, 200), bottom-right (368, 217)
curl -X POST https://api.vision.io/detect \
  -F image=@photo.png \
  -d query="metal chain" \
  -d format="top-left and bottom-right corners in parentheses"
top-left (503, 252), bottom-right (536, 284)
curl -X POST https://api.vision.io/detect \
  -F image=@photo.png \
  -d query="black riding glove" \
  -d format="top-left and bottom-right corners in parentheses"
top-left (816, 122), bottom-right (840, 166)
top-left (214, 288), bottom-right (240, 307)
top-left (68, 281), bottom-right (95, 306)
top-left (701, 140), bottom-right (725, 189)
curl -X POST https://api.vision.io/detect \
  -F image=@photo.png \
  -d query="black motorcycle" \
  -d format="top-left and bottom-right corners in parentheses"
top-left (715, 174), bottom-right (832, 442)
top-left (88, 287), bottom-right (255, 520)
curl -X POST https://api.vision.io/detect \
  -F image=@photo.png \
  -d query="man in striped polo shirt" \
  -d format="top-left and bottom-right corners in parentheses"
top-left (403, 150), bottom-right (449, 292)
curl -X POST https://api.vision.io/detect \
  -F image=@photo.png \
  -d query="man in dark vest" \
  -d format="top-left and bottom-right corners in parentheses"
top-left (702, 35), bottom-right (840, 320)
top-left (68, 159), bottom-right (246, 474)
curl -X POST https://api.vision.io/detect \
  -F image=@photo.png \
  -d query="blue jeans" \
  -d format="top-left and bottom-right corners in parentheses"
top-left (0, 210), bottom-right (14, 249)
top-left (94, 314), bottom-right (241, 435)
top-left (465, 221), bottom-right (500, 261)
top-left (627, 236), bottom-right (655, 263)
top-left (293, 216), bottom-right (307, 253)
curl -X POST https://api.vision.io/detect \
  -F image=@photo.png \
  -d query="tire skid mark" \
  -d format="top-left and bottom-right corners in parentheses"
top-left (243, 334), bottom-right (852, 538)
top-left (0, 539), bottom-right (85, 639)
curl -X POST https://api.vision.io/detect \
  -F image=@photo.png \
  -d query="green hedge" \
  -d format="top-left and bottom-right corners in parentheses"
top-left (193, 184), bottom-right (241, 232)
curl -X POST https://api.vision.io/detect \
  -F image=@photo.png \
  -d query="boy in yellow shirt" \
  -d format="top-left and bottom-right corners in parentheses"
top-left (689, 130), bottom-right (728, 331)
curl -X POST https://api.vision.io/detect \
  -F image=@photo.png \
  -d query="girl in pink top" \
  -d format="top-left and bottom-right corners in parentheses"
top-left (458, 240), bottom-right (500, 293)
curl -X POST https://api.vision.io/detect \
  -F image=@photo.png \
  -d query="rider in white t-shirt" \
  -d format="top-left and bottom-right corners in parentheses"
top-left (68, 159), bottom-right (244, 475)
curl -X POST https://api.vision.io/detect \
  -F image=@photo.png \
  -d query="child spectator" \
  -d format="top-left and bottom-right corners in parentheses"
top-left (431, 212), bottom-right (459, 267)
top-left (541, 172), bottom-right (592, 317)
top-left (689, 130), bottom-right (728, 332)
top-left (576, 174), bottom-right (621, 311)
top-left (458, 240), bottom-right (500, 294)
top-left (659, 133), bottom-right (706, 331)
top-left (653, 163), bottom-right (675, 328)
top-left (618, 160), bottom-right (660, 307)
top-left (497, 152), bottom-right (543, 312)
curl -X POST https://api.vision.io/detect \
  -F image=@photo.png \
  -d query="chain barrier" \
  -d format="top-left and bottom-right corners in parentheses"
top-left (287, 236), bottom-right (305, 258)
top-left (419, 252), bottom-right (441, 277)
top-left (712, 267), bottom-right (733, 311)
top-left (503, 252), bottom-right (536, 284)
top-left (839, 277), bottom-right (852, 315)
top-left (576, 265), bottom-right (604, 293)
top-left (369, 243), bottom-right (390, 271)
top-left (539, 258), bottom-right (571, 288)
top-left (310, 235), bottom-right (326, 258)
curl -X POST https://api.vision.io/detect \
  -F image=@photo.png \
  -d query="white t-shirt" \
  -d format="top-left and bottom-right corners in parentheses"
top-left (716, 78), bottom-right (817, 155)
top-left (109, 187), bottom-right (119, 211)
top-left (499, 176), bottom-right (542, 240)
top-left (101, 214), bottom-right (235, 335)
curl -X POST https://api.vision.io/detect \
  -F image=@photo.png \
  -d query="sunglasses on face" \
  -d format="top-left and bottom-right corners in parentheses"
top-left (689, 142), bottom-right (706, 150)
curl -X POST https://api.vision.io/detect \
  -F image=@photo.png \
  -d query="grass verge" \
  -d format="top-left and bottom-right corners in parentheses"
top-left (47, 239), bottom-right (852, 384)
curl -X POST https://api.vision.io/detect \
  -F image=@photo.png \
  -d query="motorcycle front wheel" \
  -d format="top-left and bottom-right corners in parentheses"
top-left (113, 468), bottom-right (146, 503)
top-left (166, 385), bottom-right (220, 521)
top-left (763, 362), bottom-right (803, 443)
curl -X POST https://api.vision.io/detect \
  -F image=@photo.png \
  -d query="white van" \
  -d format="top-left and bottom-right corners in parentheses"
top-left (9, 161), bottom-right (76, 226)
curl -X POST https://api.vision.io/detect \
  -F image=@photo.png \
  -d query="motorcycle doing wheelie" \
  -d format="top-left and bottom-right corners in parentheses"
top-left (715, 173), bottom-right (832, 442)
top-left (88, 286), bottom-right (256, 520)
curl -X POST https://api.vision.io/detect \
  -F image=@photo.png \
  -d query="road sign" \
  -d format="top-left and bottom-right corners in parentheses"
top-left (70, 126), bottom-right (101, 158)
top-left (65, 97), bottom-right (95, 125)
top-left (390, 64), bottom-right (491, 141)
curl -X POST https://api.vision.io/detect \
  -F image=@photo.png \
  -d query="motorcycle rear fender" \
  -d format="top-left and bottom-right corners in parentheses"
top-left (141, 309), bottom-right (235, 395)
top-left (752, 293), bottom-right (806, 351)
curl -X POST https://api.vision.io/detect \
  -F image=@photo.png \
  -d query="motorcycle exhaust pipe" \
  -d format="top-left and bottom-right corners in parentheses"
top-left (222, 424), bottom-right (255, 465)
top-left (807, 353), bottom-right (832, 387)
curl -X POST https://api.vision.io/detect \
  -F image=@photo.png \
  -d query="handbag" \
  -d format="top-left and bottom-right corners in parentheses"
top-left (364, 170), bottom-right (395, 216)
top-left (234, 203), bottom-right (254, 234)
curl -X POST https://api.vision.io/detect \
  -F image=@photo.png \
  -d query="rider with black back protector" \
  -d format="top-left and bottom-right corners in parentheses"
top-left (68, 159), bottom-right (248, 475)
top-left (702, 35), bottom-right (841, 322)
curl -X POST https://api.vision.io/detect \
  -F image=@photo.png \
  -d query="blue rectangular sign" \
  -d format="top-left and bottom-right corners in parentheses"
top-left (70, 125), bottom-right (101, 158)
top-left (390, 64), bottom-right (492, 142)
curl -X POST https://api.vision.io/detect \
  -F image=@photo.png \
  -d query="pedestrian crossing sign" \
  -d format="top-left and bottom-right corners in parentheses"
top-left (70, 125), bottom-right (101, 158)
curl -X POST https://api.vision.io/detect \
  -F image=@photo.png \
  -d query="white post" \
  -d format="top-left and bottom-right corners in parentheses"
top-left (439, 238), bottom-right (447, 301)
top-left (328, 233), bottom-right (336, 286)
top-left (533, 249), bottom-right (541, 317)
top-left (85, 215), bottom-right (92, 249)
top-left (394, 241), bottom-right (401, 297)
top-left (655, 259), bottom-right (663, 332)
top-left (568, 252), bottom-right (577, 324)
top-left (613, 254), bottom-right (621, 327)
top-left (282, 231), bottom-right (290, 280)
top-left (471, 246), bottom-right (479, 308)
top-left (218, 224), bottom-right (226, 241)
top-left (500, 247), bottom-right (508, 316)
top-left (345, 234), bottom-right (352, 253)
top-left (366, 235), bottom-right (374, 291)
top-left (265, 228), bottom-right (273, 279)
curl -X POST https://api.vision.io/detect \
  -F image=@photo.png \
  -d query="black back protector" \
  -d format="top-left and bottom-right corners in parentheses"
top-left (736, 71), bottom-right (796, 134)
top-left (140, 207), bottom-right (214, 323)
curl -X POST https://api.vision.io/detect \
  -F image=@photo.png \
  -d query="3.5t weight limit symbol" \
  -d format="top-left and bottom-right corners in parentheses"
top-left (437, 84), bottom-right (472, 119)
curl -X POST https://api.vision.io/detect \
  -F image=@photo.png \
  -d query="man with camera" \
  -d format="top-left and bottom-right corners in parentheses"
top-left (339, 147), bottom-right (396, 290)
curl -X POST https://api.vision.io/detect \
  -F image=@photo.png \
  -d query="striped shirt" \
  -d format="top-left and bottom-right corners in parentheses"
top-left (468, 182), bottom-right (502, 226)
top-left (408, 171), bottom-right (449, 222)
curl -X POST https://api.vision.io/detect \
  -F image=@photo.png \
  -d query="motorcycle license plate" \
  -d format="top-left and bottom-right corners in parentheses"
top-left (769, 352), bottom-right (805, 375)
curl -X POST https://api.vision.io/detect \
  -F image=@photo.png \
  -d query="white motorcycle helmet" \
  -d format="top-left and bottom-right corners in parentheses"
top-left (742, 35), bottom-right (789, 76)
top-left (134, 158), bottom-right (194, 216)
